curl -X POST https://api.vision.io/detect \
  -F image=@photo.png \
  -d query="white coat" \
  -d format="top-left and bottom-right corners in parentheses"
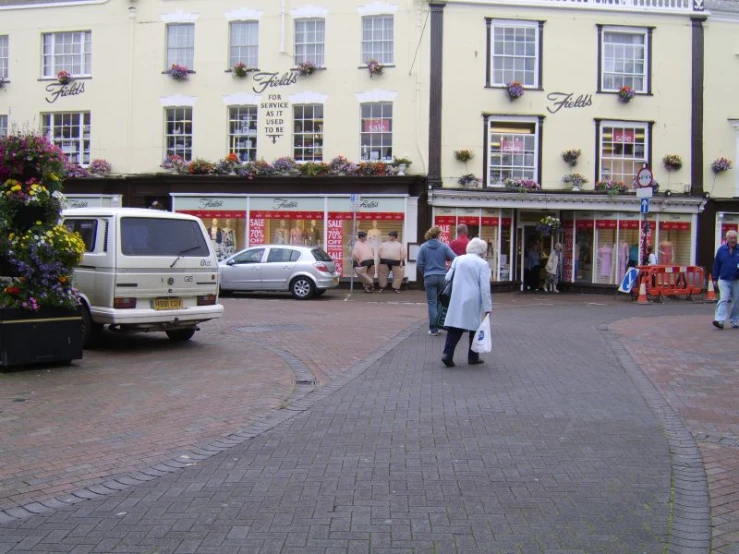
top-left (443, 254), bottom-right (492, 331)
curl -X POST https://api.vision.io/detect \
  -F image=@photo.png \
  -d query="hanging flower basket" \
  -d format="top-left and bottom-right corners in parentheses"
top-left (618, 85), bottom-right (635, 104)
top-left (561, 149), bottom-right (581, 167)
top-left (57, 70), bottom-right (72, 85)
top-left (167, 64), bottom-right (190, 81)
top-left (454, 149), bottom-right (473, 163)
top-left (712, 157), bottom-right (733, 174)
top-left (297, 61), bottom-right (317, 76)
top-left (232, 62), bottom-right (250, 78)
top-left (505, 81), bottom-right (524, 100)
top-left (595, 180), bottom-right (628, 195)
top-left (536, 215), bottom-right (561, 236)
top-left (367, 59), bottom-right (383, 77)
top-left (663, 154), bottom-right (682, 172)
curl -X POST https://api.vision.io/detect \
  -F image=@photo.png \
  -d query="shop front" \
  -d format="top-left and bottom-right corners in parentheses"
top-left (172, 193), bottom-right (414, 280)
top-left (64, 194), bottom-right (122, 209)
top-left (429, 189), bottom-right (705, 290)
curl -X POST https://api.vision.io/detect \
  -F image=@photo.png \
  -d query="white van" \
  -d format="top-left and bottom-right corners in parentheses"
top-left (62, 208), bottom-right (224, 347)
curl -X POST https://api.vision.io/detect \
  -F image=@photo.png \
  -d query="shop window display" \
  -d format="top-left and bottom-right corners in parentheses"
top-left (339, 218), bottom-right (402, 278)
top-left (575, 220), bottom-right (594, 283)
top-left (205, 217), bottom-right (245, 261)
top-left (657, 219), bottom-right (691, 266)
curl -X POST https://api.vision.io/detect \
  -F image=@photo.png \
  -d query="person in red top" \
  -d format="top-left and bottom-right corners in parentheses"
top-left (449, 224), bottom-right (470, 256)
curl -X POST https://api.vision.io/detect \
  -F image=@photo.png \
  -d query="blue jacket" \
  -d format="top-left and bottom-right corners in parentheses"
top-left (713, 244), bottom-right (739, 281)
top-left (417, 239), bottom-right (456, 277)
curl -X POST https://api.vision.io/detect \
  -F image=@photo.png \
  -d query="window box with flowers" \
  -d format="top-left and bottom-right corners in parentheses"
top-left (562, 173), bottom-right (588, 191)
top-left (503, 178), bottom-right (540, 192)
top-left (57, 70), bottom-right (72, 85)
top-left (458, 173), bottom-right (481, 187)
top-left (89, 159), bottom-right (112, 176)
top-left (166, 64), bottom-right (191, 81)
top-left (161, 154), bottom-right (189, 174)
top-left (366, 59), bottom-right (383, 77)
top-left (297, 61), bottom-right (317, 76)
top-left (328, 155), bottom-right (357, 176)
top-left (232, 62), bottom-right (253, 78)
top-left (0, 132), bottom-right (86, 367)
top-left (505, 81), bottom-right (524, 101)
top-left (215, 153), bottom-right (241, 175)
top-left (188, 158), bottom-right (216, 175)
top-left (273, 156), bottom-right (298, 175)
top-left (618, 85), bottom-right (635, 104)
top-left (595, 180), bottom-right (628, 195)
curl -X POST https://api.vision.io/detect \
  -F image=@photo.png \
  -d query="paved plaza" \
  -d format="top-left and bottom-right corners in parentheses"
top-left (0, 290), bottom-right (736, 553)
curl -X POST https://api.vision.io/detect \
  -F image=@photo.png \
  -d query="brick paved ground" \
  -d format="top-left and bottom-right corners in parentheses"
top-left (0, 290), bottom-right (732, 553)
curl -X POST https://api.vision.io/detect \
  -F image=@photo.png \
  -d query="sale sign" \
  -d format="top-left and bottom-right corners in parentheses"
top-left (363, 119), bottom-right (391, 133)
top-left (613, 129), bottom-right (635, 143)
top-left (327, 219), bottom-right (344, 277)
top-left (249, 218), bottom-right (265, 246)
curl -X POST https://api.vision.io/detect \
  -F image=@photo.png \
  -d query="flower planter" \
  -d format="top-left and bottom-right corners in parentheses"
top-left (0, 306), bottom-right (83, 368)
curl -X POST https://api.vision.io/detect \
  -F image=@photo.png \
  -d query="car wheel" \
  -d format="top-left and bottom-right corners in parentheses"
top-left (290, 276), bottom-right (315, 299)
top-left (81, 305), bottom-right (103, 349)
top-left (166, 328), bottom-right (196, 342)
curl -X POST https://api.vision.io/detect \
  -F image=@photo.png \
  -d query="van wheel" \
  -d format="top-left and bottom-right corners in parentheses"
top-left (290, 277), bottom-right (315, 300)
top-left (81, 305), bottom-right (103, 349)
top-left (166, 328), bottom-right (196, 342)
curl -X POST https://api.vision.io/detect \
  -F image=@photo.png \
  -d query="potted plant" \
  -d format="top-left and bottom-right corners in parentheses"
top-left (252, 159), bottom-right (276, 176)
top-left (663, 154), bottom-right (682, 172)
top-left (89, 158), bottom-right (112, 176)
top-left (562, 149), bottom-right (581, 167)
top-left (503, 178), bottom-right (540, 191)
top-left (595, 180), bottom-right (628, 195)
top-left (0, 132), bottom-right (86, 367)
top-left (328, 155), bottom-right (357, 176)
top-left (392, 156), bottom-right (412, 175)
top-left (505, 81), bottom-right (524, 101)
top-left (232, 62), bottom-right (250, 78)
top-left (273, 156), bottom-right (298, 175)
top-left (297, 61), bottom-right (317, 76)
top-left (367, 59), bottom-right (383, 77)
top-left (712, 157), bottom-right (732, 174)
top-left (618, 85), bottom-right (635, 104)
top-left (215, 153), bottom-right (241, 175)
top-left (161, 154), bottom-right (188, 174)
top-left (187, 158), bottom-right (216, 175)
top-left (454, 149), bottom-right (473, 163)
top-left (458, 173), bottom-right (480, 187)
top-left (57, 70), bottom-right (72, 85)
top-left (563, 173), bottom-right (588, 191)
top-left (298, 161), bottom-right (330, 176)
top-left (167, 64), bottom-right (190, 81)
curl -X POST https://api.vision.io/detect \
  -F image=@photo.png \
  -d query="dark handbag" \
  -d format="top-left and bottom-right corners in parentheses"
top-left (437, 278), bottom-right (453, 308)
top-left (435, 303), bottom-right (449, 330)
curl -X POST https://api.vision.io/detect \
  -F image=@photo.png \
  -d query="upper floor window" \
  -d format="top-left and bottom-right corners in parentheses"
top-left (362, 15), bottom-right (394, 65)
top-left (598, 121), bottom-right (649, 185)
top-left (0, 115), bottom-right (8, 137)
top-left (229, 21), bottom-right (259, 68)
top-left (165, 107), bottom-right (193, 162)
top-left (489, 20), bottom-right (540, 88)
top-left (229, 106), bottom-right (258, 162)
top-left (360, 102), bottom-right (392, 162)
top-left (0, 35), bottom-right (8, 80)
top-left (295, 19), bottom-right (325, 67)
top-left (167, 24), bottom-right (195, 69)
top-left (599, 26), bottom-right (650, 93)
top-left (487, 118), bottom-right (538, 185)
top-left (42, 31), bottom-right (91, 77)
top-left (42, 112), bottom-right (91, 166)
top-left (293, 104), bottom-right (323, 162)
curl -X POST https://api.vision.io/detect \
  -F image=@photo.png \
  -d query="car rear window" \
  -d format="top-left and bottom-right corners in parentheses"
top-left (121, 217), bottom-right (210, 256)
top-left (311, 248), bottom-right (333, 262)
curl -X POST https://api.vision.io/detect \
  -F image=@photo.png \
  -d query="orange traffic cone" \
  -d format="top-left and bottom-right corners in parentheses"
top-left (636, 281), bottom-right (649, 304)
top-left (705, 274), bottom-right (717, 302)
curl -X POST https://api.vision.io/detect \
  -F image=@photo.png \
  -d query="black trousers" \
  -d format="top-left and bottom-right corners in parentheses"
top-left (443, 327), bottom-right (480, 363)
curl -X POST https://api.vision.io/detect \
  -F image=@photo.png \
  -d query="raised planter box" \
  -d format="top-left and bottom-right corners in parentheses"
top-left (0, 307), bottom-right (83, 368)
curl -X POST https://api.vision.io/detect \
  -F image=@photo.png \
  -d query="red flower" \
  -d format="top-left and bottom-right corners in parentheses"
top-left (4, 286), bottom-right (21, 295)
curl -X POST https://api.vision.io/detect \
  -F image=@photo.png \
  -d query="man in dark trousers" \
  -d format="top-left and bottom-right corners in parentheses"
top-left (449, 224), bottom-right (470, 256)
top-left (712, 230), bottom-right (739, 329)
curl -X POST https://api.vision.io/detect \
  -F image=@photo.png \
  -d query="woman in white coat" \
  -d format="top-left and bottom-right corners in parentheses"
top-left (441, 237), bottom-right (492, 367)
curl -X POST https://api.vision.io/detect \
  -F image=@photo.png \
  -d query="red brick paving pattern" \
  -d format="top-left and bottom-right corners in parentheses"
top-left (610, 314), bottom-right (739, 553)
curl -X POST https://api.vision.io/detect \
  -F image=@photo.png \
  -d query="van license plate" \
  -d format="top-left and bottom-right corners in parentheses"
top-left (153, 298), bottom-right (183, 310)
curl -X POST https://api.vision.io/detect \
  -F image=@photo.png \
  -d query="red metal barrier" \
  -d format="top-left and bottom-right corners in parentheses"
top-left (632, 265), bottom-right (704, 301)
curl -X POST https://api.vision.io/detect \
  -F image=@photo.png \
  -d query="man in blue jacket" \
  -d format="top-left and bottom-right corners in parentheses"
top-left (712, 230), bottom-right (739, 329)
top-left (417, 226), bottom-right (456, 335)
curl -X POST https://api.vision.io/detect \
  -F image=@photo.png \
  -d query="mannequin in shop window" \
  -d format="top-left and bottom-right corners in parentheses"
top-left (273, 220), bottom-right (288, 244)
top-left (659, 234), bottom-right (673, 265)
top-left (207, 218), bottom-right (223, 260)
top-left (368, 220), bottom-right (383, 250)
top-left (305, 219), bottom-right (321, 246)
top-left (618, 240), bottom-right (629, 276)
top-left (597, 243), bottom-right (613, 279)
top-left (290, 220), bottom-right (304, 245)
top-left (222, 219), bottom-right (236, 260)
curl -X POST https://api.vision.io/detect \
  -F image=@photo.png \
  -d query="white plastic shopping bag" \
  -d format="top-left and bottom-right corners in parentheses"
top-left (471, 314), bottom-right (492, 354)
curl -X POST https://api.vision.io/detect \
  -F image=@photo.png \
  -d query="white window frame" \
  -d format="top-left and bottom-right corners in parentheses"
top-left (486, 116), bottom-right (539, 186)
top-left (42, 112), bottom-right (91, 166)
top-left (598, 120), bottom-right (649, 185)
top-left (0, 35), bottom-right (8, 80)
top-left (0, 115), bottom-right (8, 137)
top-left (229, 106), bottom-right (258, 162)
top-left (361, 15), bottom-right (394, 65)
top-left (42, 31), bottom-right (91, 78)
top-left (293, 104), bottom-right (324, 162)
top-left (295, 18), bottom-right (325, 67)
top-left (489, 20), bottom-right (539, 88)
top-left (360, 102), bottom-right (393, 162)
top-left (229, 21), bottom-right (259, 68)
top-left (600, 26), bottom-right (648, 93)
top-left (165, 107), bottom-right (193, 162)
top-left (166, 23), bottom-right (195, 69)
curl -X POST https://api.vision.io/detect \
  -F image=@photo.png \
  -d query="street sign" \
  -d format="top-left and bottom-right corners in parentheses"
top-left (350, 193), bottom-right (361, 212)
top-left (636, 167), bottom-right (653, 188)
top-left (640, 198), bottom-right (649, 214)
top-left (618, 267), bottom-right (640, 294)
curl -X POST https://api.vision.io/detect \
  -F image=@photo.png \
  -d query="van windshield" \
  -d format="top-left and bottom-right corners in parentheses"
top-left (121, 217), bottom-right (210, 257)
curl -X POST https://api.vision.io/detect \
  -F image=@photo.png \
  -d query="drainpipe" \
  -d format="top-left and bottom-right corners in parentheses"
top-left (280, 0), bottom-right (286, 53)
top-left (127, 4), bottom-right (136, 171)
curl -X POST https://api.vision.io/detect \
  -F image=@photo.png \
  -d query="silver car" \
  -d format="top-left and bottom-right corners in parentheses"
top-left (218, 244), bottom-right (340, 299)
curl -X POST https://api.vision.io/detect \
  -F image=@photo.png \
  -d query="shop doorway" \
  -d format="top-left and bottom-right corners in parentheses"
top-left (517, 224), bottom-right (544, 291)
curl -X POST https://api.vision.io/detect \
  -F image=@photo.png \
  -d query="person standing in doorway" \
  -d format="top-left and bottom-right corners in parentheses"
top-left (417, 226), bottom-right (456, 335)
top-left (525, 240), bottom-right (542, 291)
top-left (440, 238), bottom-right (492, 367)
top-left (449, 224), bottom-right (470, 256)
top-left (712, 230), bottom-right (739, 329)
